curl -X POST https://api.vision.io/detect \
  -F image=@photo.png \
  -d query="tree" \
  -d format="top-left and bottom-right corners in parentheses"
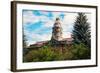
top-left (23, 33), bottom-right (28, 56)
top-left (23, 34), bottom-right (27, 48)
top-left (72, 13), bottom-right (91, 48)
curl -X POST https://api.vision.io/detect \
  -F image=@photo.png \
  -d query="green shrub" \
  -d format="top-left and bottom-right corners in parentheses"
top-left (71, 43), bottom-right (90, 59)
top-left (23, 43), bottom-right (91, 62)
top-left (24, 45), bottom-right (57, 62)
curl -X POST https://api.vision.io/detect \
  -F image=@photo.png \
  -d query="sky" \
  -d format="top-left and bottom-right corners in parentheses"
top-left (23, 10), bottom-right (91, 46)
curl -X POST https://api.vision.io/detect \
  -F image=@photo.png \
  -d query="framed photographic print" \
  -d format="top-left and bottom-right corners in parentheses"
top-left (11, 1), bottom-right (98, 72)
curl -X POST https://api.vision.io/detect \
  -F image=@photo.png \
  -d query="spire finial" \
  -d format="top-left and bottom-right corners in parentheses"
top-left (56, 17), bottom-right (60, 21)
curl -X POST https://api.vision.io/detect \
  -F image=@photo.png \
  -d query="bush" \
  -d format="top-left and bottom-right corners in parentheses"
top-left (24, 45), bottom-right (57, 62)
top-left (71, 43), bottom-right (91, 59)
top-left (23, 43), bottom-right (91, 62)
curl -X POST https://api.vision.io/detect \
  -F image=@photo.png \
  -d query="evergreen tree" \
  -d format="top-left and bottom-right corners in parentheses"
top-left (23, 33), bottom-right (27, 48)
top-left (72, 13), bottom-right (91, 48)
top-left (23, 33), bottom-right (29, 56)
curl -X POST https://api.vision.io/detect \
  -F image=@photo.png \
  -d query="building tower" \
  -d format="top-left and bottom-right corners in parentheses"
top-left (51, 18), bottom-right (63, 45)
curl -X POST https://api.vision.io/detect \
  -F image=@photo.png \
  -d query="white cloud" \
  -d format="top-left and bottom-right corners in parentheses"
top-left (43, 20), bottom-right (54, 28)
top-left (62, 32), bottom-right (72, 38)
top-left (62, 13), bottom-right (77, 32)
top-left (51, 12), bottom-right (65, 20)
top-left (27, 33), bottom-right (52, 45)
top-left (23, 10), bottom-right (50, 25)
top-left (86, 14), bottom-right (91, 23)
top-left (23, 11), bottom-right (38, 24)
top-left (24, 29), bottom-right (52, 45)
top-left (63, 13), bottom-right (77, 25)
